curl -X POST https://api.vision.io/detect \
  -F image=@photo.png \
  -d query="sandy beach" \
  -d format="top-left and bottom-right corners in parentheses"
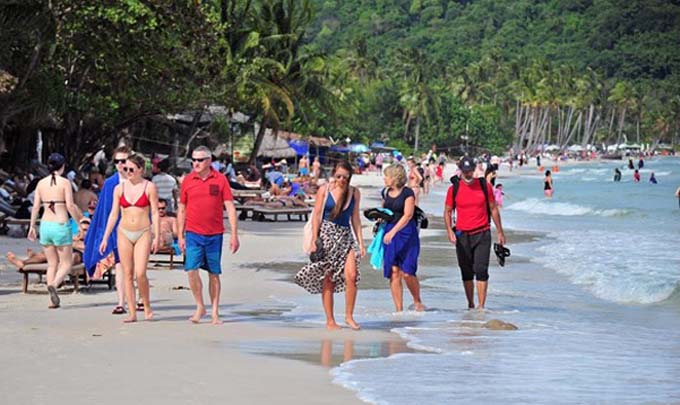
top-left (0, 215), bottom-right (401, 404)
top-left (3, 157), bottom-right (676, 404)
top-left (0, 160), bottom-right (575, 405)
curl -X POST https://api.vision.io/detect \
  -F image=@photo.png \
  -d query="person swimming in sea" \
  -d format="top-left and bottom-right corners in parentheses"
top-left (649, 172), bottom-right (658, 184)
top-left (614, 168), bottom-right (622, 182)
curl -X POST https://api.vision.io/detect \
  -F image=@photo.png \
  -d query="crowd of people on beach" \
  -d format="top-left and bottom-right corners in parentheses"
top-left (4, 142), bottom-right (679, 329)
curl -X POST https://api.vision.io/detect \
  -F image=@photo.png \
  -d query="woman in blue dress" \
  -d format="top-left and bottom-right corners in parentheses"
top-left (295, 160), bottom-right (366, 330)
top-left (382, 164), bottom-right (424, 312)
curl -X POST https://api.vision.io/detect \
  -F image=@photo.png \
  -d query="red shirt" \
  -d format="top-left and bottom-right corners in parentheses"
top-left (445, 179), bottom-right (495, 232)
top-left (180, 168), bottom-right (233, 235)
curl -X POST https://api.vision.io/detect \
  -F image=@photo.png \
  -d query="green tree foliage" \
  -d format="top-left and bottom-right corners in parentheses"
top-left (307, 0), bottom-right (680, 153)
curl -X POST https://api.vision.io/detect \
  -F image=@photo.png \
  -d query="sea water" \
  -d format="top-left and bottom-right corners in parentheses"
top-left (287, 158), bottom-right (680, 404)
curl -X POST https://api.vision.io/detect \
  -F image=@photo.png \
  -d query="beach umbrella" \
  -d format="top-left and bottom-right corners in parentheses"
top-left (349, 143), bottom-right (370, 153)
top-left (287, 139), bottom-right (309, 156)
top-left (330, 144), bottom-right (351, 153)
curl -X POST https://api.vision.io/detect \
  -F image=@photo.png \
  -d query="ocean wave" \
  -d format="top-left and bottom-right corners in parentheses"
top-left (506, 198), bottom-right (630, 217)
top-left (661, 283), bottom-right (680, 305)
top-left (534, 229), bottom-right (680, 304)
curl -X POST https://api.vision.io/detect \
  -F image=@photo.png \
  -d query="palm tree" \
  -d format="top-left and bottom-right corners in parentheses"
top-left (395, 48), bottom-right (441, 154)
top-left (608, 81), bottom-right (636, 148)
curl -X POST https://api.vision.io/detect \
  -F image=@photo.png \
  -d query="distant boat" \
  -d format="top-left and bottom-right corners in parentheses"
top-left (601, 153), bottom-right (623, 160)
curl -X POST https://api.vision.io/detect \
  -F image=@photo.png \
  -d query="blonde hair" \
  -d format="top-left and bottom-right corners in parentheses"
top-left (384, 164), bottom-right (407, 188)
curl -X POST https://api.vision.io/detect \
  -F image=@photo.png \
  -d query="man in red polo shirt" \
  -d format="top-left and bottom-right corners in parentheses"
top-left (178, 146), bottom-right (240, 325)
top-left (444, 156), bottom-right (506, 310)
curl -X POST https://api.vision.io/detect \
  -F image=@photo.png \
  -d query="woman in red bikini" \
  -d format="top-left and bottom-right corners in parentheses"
top-left (100, 154), bottom-right (160, 322)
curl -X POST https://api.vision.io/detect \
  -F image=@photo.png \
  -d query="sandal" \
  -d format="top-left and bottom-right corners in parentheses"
top-left (112, 306), bottom-right (126, 315)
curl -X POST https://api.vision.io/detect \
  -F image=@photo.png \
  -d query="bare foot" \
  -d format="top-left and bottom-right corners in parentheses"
top-left (144, 310), bottom-right (155, 321)
top-left (326, 322), bottom-right (342, 330)
top-left (190, 307), bottom-right (206, 324)
top-left (414, 302), bottom-right (425, 312)
top-left (6, 252), bottom-right (25, 268)
top-left (123, 316), bottom-right (137, 323)
top-left (26, 248), bottom-right (36, 258)
top-left (345, 317), bottom-right (361, 331)
top-left (211, 316), bottom-right (223, 325)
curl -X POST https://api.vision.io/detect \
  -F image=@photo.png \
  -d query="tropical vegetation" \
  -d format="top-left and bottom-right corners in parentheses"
top-left (1, 0), bottom-right (679, 169)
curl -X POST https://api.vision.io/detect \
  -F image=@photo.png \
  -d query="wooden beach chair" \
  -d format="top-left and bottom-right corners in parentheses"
top-left (17, 263), bottom-right (86, 293)
top-left (0, 217), bottom-right (38, 236)
top-left (251, 207), bottom-right (312, 222)
top-left (231, 189), bottom-right (267, 204)
top-left (149, 247), bottom-right (184, 270)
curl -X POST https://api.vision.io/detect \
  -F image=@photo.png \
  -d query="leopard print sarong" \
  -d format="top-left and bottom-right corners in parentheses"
top-left (295, 220), bottom-right (360, 294)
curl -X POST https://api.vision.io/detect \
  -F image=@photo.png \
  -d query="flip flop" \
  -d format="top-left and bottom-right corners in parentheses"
top-left (493, 243), bottom-right (511, 267)
top-left (112, 306), bottom-right (126, 315)
top-left (47, 285), bottom-right (60, 308)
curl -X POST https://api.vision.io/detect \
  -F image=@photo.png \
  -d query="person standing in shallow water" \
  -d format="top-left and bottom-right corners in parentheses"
top-left (28, 153), bottom-right (83, 308)
top-left (381, 164), bottom-right (424, 312)
top-left (444, 156), bottom-right (506, 310)
top-left (676, 186), bottom-right (680, 208)
top-left (633, 169), bottom-right (641, 183)
top-left (649, 172), bottom-right (658, 184)
top-left (295, 160), bottom-right (365, 330)
top-left (544, 170), bottom-right (554, 198)
top-left (177, 146), bottom-right (240, 325)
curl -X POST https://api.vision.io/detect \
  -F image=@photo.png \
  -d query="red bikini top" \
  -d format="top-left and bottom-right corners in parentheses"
top-left (120, 182), bottom-right (150, 208)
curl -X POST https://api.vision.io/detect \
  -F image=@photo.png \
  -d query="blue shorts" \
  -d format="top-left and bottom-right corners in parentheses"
top-left (299, 167), bottom-right (309, 176)
top-left (39, 220), bottom-right (72, 246)
top-left (184, 231), bottom-right (223, 274)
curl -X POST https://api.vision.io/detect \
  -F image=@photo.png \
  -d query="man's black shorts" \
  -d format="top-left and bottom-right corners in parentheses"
top-left (455, 230), bottom-right (491, 282)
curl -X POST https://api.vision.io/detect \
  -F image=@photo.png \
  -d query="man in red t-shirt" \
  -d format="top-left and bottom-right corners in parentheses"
top-left (444, 156), bottom-right (506, 310)
top-left (177, 146), bottom-right (240, 325)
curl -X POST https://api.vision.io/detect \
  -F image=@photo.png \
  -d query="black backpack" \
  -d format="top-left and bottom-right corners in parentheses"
top-left (449, 176), bottom-right (491, 224)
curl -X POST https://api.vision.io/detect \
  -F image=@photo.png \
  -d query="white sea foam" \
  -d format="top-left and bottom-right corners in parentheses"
top-left (506, 198), bottom-right (629, 217)
top-left (534, 229), bottom-right (680, 304)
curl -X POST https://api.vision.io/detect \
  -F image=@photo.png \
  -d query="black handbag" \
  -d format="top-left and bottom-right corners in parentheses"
top-left (309, 238), bottom-right (324, 262)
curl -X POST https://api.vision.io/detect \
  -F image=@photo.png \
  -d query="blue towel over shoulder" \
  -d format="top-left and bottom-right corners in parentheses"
top-left (367, 208), bottom-right (393, 271)
top-left (83, 173), bottom-right (120, 276)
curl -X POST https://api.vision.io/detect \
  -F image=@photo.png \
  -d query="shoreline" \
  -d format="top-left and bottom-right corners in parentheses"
top-left (0, 171), bottom-right (545, 404)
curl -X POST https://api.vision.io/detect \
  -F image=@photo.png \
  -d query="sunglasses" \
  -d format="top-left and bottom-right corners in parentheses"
top-left (114, 159), bottom-right (127, 164)
top-left (335, 174), bottom-right (350, 180)
top-left (192, 157), bottom-right (209, 163)
top-left (158, 207), bottom-right (166, 210)
top-left (123, 167), bottom-right (137, 173)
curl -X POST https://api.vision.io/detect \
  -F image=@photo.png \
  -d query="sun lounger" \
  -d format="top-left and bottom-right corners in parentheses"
top-left (251, 207), bottom-right (311, 222)
top-left (18, 263), bottom-right (86, 293)
top-left (149, 247), bottom-right (184, 269)
top-left (0, 216), bottom-right (38, 236)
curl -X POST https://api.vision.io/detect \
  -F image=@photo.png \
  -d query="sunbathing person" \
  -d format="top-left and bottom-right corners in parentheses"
top-left (245, 194), bottom-right (310, 208)
top-left (7, 218), bottom-right (90, 269)
top-left (158, 198), bottom-right (177, 249)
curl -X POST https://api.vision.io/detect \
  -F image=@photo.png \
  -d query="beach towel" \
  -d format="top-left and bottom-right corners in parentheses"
top-left (366, 208), bottom-right (394, 271)
top-left (368, 222), bottom-right (387, 270)
top-left (83, 173), bottom-right (120, 276)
